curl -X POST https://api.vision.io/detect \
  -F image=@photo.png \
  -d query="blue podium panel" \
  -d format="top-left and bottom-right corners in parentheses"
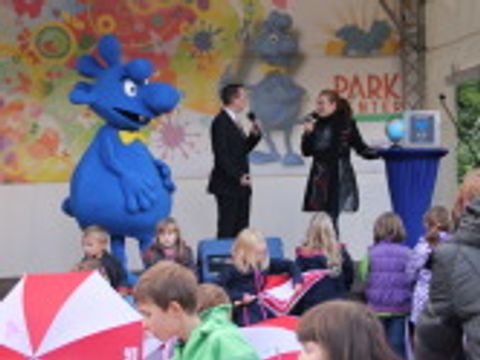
top-left (378, 148), bottom-right (448, 247)
top-left (197, 237), bottom-right (284, 283)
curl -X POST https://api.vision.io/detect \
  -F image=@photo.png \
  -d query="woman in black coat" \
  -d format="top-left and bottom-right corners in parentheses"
top-left (301, 90), bottom-right (379, 227)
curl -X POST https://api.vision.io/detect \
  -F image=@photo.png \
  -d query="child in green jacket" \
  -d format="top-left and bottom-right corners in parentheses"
top-left (134, 261), bottom-right (259, 360)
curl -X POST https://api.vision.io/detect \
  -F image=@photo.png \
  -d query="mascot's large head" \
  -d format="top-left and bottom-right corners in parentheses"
top-left (69, 34), bottom-right (180, 130)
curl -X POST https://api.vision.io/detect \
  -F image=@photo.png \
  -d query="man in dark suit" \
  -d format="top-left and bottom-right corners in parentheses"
top-left (208, 84), bottom-right (262, 238)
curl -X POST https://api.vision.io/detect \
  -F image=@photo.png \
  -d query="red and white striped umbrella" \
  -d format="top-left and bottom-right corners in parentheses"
top-left (241, 316), bottom-right (301, 360)
top-left (0, 271), bottom-right (143, 359)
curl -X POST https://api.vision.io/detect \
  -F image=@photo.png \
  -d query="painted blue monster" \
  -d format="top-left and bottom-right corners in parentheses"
top-left (63, 35), bottom-right (181, 276)
top-left (249, 11), bottom-right (305, 166)
top-left (221, 11), bottom-right (304, 166)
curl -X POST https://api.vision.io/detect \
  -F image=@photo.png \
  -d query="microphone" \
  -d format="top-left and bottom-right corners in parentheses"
top-left (247, 111), bottom-right (261, 134)
top-left (438, 93), bottom-right (458, 131)
top-left (303, 113), bottom-right (314, 122)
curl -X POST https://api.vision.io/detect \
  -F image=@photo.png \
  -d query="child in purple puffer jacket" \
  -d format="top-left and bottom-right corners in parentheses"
top-left (359, 212), bottom-right (413, 359)
top-left (407, 206), bottom-right (452, 330)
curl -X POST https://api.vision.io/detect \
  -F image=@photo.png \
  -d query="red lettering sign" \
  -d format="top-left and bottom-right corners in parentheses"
top-left (333, 72), bottom-right (403, 114)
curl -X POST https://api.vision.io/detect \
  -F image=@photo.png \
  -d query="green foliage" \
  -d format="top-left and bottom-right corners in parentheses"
top-left (456, 80), bottom-right (480, 181)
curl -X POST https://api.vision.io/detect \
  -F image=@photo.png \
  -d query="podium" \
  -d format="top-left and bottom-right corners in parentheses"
top-left (378, 147), bottom-right (448, 247)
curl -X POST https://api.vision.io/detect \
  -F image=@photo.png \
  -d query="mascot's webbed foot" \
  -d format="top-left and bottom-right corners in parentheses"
top-left (121, 174), bottom-right (159, 213)
top-left (282, 152), bottom-right (304, 166)
top-left (250, 150), bottom-right (281, 164)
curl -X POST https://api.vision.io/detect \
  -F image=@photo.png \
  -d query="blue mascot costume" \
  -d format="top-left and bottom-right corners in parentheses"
top-left (63, 35), bottom-right (181, 281)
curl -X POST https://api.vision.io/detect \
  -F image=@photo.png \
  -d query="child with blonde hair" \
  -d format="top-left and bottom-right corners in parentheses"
top-left (80, 225), bottom-right (127, 289)
top-left (219, 228), bottom-right (302, 326)
top-left (294, 212), bottom-right (354, 314)
top-left (359, 212), bottom-right (413, 358)
top-left (143, 217), bottom-right (195, 271)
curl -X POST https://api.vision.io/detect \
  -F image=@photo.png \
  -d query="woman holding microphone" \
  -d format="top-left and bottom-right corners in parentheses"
top-left (301, 90), bottom-right (379, 230)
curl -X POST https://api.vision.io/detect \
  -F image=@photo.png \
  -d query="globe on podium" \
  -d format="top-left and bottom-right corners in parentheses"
top-left (385, 118), bottom-right (405, 146)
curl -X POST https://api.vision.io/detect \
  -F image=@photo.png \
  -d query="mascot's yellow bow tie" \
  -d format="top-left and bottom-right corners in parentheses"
top-left (118, 130), bottom-right (147, 145)
top-left (260, 63), bottom-right (287, 75)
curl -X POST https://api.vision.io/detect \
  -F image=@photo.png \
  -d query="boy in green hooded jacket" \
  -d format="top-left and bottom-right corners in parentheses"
top-left (134, 261), bottom-right (259, 360)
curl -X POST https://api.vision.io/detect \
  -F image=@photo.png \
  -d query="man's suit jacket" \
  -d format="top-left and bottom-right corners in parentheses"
top-left (208, 110), bottom-right (261, 197)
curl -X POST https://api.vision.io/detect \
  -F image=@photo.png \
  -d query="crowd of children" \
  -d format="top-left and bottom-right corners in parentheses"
top-left (68, 168), bottom-right (480, 360)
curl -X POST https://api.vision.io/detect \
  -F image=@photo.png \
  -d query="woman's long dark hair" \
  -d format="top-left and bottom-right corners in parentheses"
top-left (337, 97), bottom-right (353, 120)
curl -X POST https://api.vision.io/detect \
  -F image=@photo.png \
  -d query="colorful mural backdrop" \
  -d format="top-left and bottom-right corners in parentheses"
top-left (0, 0), bottom-right (401, 183)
